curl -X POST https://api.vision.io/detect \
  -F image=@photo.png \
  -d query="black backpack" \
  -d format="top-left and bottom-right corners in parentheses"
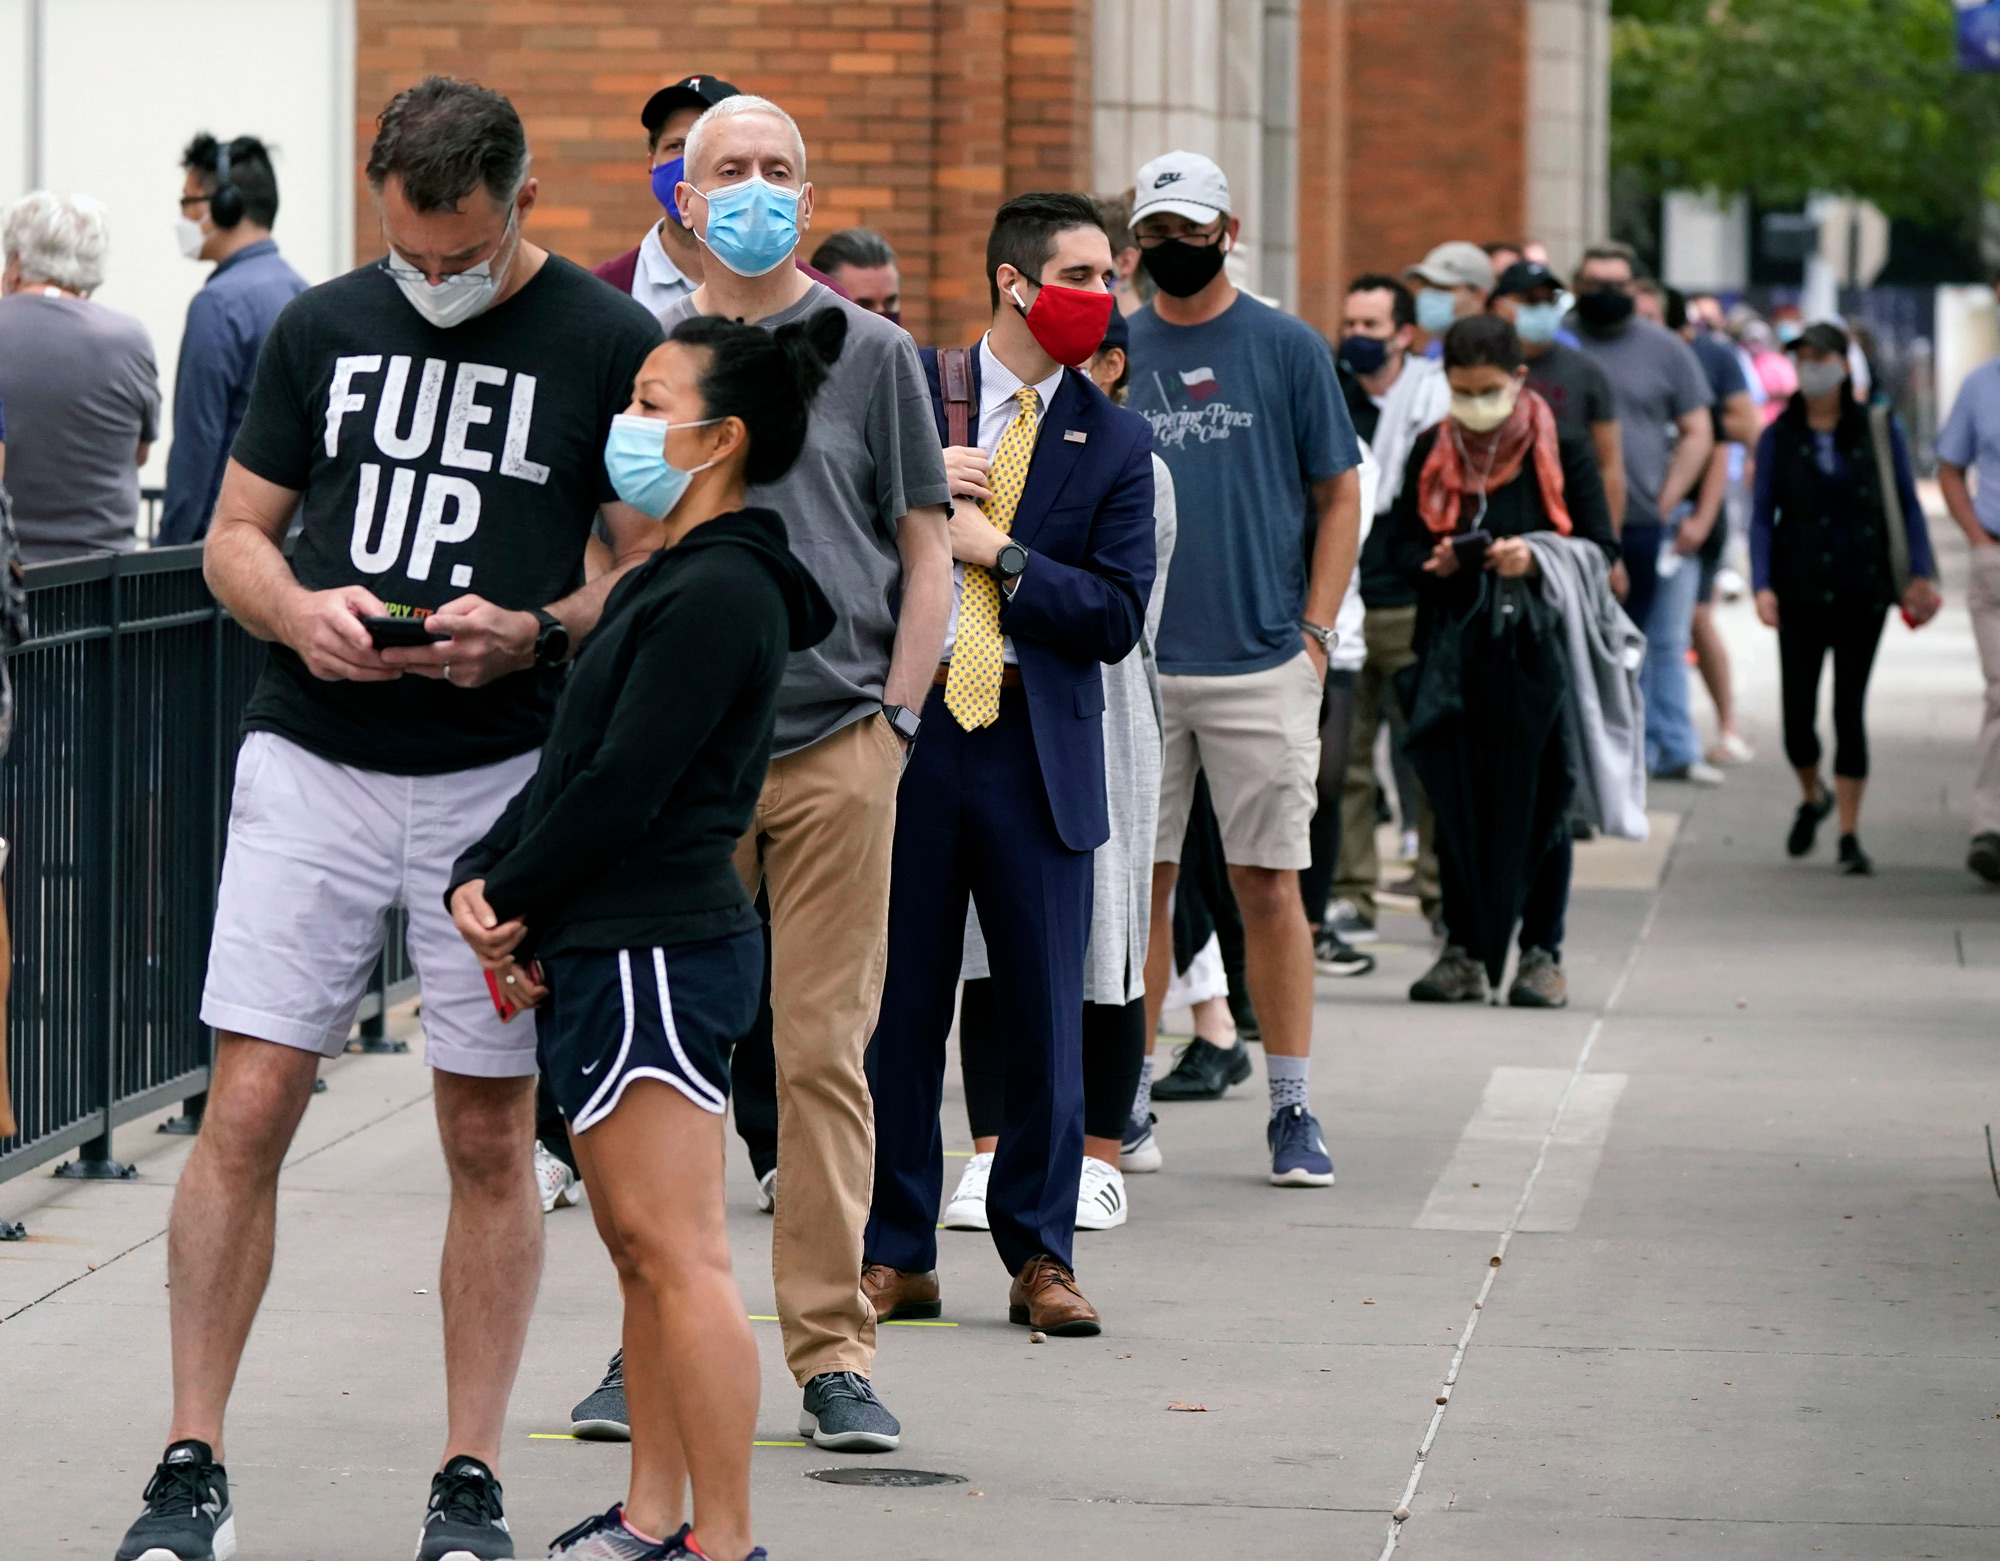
top-left (0, 484), bottom-right (27, 757)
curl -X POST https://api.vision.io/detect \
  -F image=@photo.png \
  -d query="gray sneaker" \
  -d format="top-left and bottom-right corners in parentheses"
top-left (548, 1505), bottom-right (686, 1559)
top-left (570, 1350), bottom-right (629, 1441)
top-left (1410, 945), bottom-right (1488, 1003)
top-left (1507, 947), bottom-right (1568, 1008)
top-left (799, 1370), bottom-right (901, 1452)
top-left (1326, 898), bottom-right (1378, 944)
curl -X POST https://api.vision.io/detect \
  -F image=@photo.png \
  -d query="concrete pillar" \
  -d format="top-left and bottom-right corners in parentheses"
top-left (1525, 0), bottom-right (1609, 274)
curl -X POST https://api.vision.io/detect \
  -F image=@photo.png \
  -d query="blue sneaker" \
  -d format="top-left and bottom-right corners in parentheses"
top-left (548, 1505), bottom-right (686, 1559)
top-left (1268, 1105), bottom-right (1335, 1187)
top-left (799, 1371), bottom-right (900, 1452)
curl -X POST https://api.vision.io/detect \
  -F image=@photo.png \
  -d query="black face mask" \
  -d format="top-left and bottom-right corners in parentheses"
top-left (1140, 236), bottom-right (1228, 298)
top-left (1574, 288), bottom-right (1636, 330)
top-left (1339, 334), bottom-right (1391, 376)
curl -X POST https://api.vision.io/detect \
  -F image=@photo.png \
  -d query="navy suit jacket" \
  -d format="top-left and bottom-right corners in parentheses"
top-left (919, 346), bottom-right (1156, 852)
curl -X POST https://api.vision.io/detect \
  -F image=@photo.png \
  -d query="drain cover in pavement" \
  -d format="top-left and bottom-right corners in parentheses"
top-left (806, 1467), bottom-right (967, 1488)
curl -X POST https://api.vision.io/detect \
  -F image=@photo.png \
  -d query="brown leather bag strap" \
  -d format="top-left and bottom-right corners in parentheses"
top-left (940, 345), bottom-right (974, 448)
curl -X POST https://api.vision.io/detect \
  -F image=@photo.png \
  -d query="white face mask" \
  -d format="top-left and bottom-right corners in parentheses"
top-left (383, 207), bottom-right (519, 329)
top-left (1450, 381), bottom-right (1521, 434)
top-left (175, 217), bottom-right (208, 260)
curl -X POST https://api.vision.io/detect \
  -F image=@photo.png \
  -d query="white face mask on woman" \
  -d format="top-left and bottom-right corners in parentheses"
top-left (1796, 359), bottom-right (1847, 400)
top-left (1450, 382), bottom-right (1521, 434)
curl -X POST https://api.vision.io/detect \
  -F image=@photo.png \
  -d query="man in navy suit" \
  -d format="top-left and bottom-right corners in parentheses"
top-left (862, 193), bottom-right (1156, 1342)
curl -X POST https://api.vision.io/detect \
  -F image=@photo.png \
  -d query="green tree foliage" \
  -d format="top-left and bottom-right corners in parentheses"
top-left (1613, 0), bottom-right (2000, 225)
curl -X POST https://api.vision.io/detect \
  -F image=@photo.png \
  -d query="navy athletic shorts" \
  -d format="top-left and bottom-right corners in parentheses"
top-left (535, 931), bottom-right (761, 1133)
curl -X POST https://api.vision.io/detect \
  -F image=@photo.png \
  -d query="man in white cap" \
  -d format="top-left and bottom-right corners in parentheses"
top-left (1124, 149), bottom-right (1362, 1189)
top-left (1405, 239), bottom-right (1492, 344)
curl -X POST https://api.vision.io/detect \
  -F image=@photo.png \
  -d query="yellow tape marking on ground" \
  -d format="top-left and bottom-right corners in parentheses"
top-left (883, 1318), bottom-right (958, 1326)
top-left (754, 1440), bottom-right (809, 1447)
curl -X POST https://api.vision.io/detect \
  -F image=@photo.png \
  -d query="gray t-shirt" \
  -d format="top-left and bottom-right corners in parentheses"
top-left (658, 282), bottom-right (949, 756)
top-left (0, 293), bottom-right (160, 562)
top-left (1569, 315), bottom-right (1711, 530)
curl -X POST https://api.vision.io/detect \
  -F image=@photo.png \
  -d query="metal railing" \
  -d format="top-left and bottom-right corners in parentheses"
top-left (0, 549), bottom-right (417, 1188)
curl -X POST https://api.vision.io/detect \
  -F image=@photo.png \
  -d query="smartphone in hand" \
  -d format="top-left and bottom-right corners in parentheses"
top-left (1450, 529), bottom-right (1493, 568)
top-left (363, 615), bottom-right (450, 650)
top-left (484, 961), bottom-right (546, 1023)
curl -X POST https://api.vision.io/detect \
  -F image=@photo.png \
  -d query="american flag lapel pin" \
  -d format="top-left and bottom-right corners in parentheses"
top-left (1064, 429), bottom-right (1088, 443)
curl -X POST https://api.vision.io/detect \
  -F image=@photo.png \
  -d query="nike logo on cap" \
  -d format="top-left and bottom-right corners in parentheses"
top-left (1155, 171), bottom-right (1183, 186)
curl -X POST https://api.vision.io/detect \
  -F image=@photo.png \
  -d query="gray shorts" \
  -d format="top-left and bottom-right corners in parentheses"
top-left (1154, 652), bottom-right (1322, 871)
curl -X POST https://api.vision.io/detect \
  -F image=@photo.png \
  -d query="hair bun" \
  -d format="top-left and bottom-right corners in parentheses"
top-left (772, 307), bottom-right (848, 403)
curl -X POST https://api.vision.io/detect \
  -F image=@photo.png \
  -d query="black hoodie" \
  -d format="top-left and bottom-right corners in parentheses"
top-left (449, 507), bottom-right (834, 957)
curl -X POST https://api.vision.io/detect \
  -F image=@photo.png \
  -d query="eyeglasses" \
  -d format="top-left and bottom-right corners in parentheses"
top-left (378, 207), bottom-right (519, 285)
top-left (177, 195), bottom-right (210, 211)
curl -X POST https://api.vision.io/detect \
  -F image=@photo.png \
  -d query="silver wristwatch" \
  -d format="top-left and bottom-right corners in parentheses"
top-left (1300, 620), bottom-right (1336, 653)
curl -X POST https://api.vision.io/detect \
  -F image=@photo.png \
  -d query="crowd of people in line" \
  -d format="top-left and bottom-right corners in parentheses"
top-left (0, 62), bottom-right (1993, 1561)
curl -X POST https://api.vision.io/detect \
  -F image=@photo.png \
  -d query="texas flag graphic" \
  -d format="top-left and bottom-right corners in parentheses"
top-left (1179, 367), bottom-right (1220, 402)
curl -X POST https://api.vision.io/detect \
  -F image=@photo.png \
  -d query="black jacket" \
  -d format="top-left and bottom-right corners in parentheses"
top-left (1758, 397), bottom-right (1903, 608)
top-left (449, 508), bottom-right (834, 957)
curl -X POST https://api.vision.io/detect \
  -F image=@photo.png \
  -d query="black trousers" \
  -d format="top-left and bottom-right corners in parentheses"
top-left (1299, 669), bottom-right (1358, 926)
top-left (1778, 600), bottom-right (1887, 780)
top-left (1440, 833), bottom-right (1573, 959)
top-left (960, 983), bottom-right (1146, 1142)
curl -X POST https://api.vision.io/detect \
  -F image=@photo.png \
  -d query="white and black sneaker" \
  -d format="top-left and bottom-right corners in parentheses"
top-left (1119, 1109), bottom-right (1161, 1173)
top-left (1074, 1158), bottom-right (1128, 1230)
top-left (116, 1440), bottom-right (235, 1561)
top-left (415, 1455), bottom-right (514, 1560)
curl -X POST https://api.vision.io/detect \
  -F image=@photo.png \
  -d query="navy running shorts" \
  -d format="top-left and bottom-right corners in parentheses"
top-left (535, 931), bottom-right (761, 1132)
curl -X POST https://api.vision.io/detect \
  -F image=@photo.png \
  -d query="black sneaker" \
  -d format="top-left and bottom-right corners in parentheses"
top-left (799, 1370), bottom-right (901, 1452)
top-left (1787, 785), bottom-right (1834, 857)
top-left (1838, 833), bottom-right (1874, 876)
top-left (570, 1348), bottom-right (630, 1441)
top-left (1151, 1036), bottom-right (1253, 1101)
top-left (1312, 930), bottom-right (1376, 977)
top-left (1970, 832), bottom-right (2000, 884)
top-left (416, 1455), bottom-right (514, 1560)
top-left (115, 1440), bottom-right (234, 1561)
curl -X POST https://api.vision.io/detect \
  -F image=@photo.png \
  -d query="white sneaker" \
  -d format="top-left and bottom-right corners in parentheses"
top-left (1075, 1158), bottom-right (1128, 1230)
top-left (941, 1152), bottom-right (992, 1230)
top-left (1398, 829), bottom-right (1419, 864)
top-left (535, 1141), bottom-right (580, 1213)
top-left (1707, 731), bottom-right (1755, 765)
top-left (756, 1166), bottom-right (777, 1214)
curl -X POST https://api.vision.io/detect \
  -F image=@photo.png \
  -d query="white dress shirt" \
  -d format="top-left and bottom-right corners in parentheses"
top-left (941, 334), bottom-right (1064, 665)
top-left (632, 222), bottom-right (696, 317)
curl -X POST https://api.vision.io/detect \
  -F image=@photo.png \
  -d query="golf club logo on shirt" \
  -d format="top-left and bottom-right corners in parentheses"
top-left (1139, 363), bottom-right (1255, 451)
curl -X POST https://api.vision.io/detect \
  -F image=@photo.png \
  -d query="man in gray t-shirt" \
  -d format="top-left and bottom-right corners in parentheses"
top-left (0, 290), bottom-right (160, 562)
top-left (641, 94), bottom-right (951, 1456)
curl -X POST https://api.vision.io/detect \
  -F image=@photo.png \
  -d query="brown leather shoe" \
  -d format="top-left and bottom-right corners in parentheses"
top-left (1008, 1253), bottom-right (1101, 1336)
top-left (862, 1263), bottom-right (941, 1321)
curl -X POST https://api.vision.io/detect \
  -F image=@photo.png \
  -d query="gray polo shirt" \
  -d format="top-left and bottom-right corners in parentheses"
top-left (1570, 315), bottom-right (1711, 531)
top-left (659, 282), bottom-right (949, 756)
top-left (0, 292), bottom-right (160, 562)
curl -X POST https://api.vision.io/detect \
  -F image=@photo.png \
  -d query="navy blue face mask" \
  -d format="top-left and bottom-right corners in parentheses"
top-left (650, 157), bottom-right (685, 226)
top-left (1339, 334), bottom-right (1390, 375)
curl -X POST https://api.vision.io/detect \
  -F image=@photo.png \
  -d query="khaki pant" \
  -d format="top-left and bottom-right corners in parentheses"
top-left (733, 713), bottom-right (903, 1384)
top-left (1335, 605), bottom-right (1440, 924)
top-left (1969, 546), bottom-right (2000, 837)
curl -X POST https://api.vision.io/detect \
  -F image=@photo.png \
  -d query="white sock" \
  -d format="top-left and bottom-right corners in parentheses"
top-left (1266, 1054), bottom-right (1310, 1116)
top-left (1132, 1056), bottom-right (1154, 1120)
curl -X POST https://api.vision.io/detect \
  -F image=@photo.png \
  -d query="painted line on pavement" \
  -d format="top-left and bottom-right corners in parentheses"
top-left (1414, 1067), bottom-right (1627, 1233)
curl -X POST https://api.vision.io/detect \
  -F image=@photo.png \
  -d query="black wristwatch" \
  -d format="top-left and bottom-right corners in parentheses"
top-left (993, 542), bottom-right (1029, 583)
top-left (531, 608), bottom-right (571, 668)
top-left (883, 703), bottom-right (922, 742)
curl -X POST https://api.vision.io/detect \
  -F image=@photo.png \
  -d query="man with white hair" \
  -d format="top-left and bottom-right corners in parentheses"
top-left (642, 91), bottom-right (950, 1456)
top-left (0, 191), bottom-right (161, 562)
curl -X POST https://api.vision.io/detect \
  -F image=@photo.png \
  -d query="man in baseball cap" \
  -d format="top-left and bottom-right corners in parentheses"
top-left (1405, 239), bottom-right (1491, 340)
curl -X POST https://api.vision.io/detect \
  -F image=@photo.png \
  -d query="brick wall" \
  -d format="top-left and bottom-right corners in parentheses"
top-left (355, 0), bottom-right (1093, 345)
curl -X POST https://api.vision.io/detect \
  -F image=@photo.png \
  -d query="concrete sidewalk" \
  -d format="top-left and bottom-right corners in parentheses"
top-left (4, 532), bottom-right (1999, 1560)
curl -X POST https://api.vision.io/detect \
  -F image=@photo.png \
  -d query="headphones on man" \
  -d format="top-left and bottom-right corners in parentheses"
top-left (209, 140), bottom-right (244, 229)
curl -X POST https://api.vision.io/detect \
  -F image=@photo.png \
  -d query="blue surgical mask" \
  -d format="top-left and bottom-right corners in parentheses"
top-left (1416, 288), bottom-right (1457, 334)
top-left (603, 413), bottom-right (723, 520)
top-left (695, 177), bottom-right (801, 278)
top-left (1513, 301), bottom-right (1564, 345)
top-left (650, 157), bottom-right (685, 226)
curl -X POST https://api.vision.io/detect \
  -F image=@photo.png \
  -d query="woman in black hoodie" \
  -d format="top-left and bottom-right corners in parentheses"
top-left (448, 313), bottom-right (838, 1561)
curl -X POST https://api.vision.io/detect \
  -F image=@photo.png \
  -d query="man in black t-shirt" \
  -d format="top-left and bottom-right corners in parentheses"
top-left (114, 79), bottom-right (664, 1561)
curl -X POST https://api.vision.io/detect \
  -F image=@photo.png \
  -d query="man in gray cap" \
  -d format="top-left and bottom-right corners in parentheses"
top-left (1405, 240), bottom-right (1492, 343)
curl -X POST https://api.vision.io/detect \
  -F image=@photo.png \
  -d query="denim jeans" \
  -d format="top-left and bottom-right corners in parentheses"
top-left (1642, 540), bottom-right (1704, 774)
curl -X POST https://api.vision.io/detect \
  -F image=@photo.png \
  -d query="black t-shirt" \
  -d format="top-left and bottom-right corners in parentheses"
top-left (230, 255), bottom-right (664, 774)
top-left (1525, 342), bottom-right (1616, 443)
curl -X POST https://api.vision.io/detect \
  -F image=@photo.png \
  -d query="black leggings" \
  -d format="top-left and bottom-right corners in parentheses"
top-left (959, 980), bottom-right (1144, 1142)
top-left (1778, 601), bottom-right (1887, 780)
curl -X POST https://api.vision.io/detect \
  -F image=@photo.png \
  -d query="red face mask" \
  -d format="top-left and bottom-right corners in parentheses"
top-left (1012, 281), bottom-right (1115, 368)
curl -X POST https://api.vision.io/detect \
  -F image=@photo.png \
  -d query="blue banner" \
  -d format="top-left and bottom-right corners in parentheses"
top-left (1960, 0), bottom-right (2000, 70)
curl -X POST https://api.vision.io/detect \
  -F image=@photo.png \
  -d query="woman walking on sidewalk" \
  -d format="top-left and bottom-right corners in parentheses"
top-left (449, 314), bottom-right (838, 1561)
top-left (1751, 322), bottom-right (1940, 876)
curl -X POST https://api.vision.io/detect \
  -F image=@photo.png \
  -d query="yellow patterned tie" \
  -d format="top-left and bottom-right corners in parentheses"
top-left (945, 385), bottom-right (1040, 731)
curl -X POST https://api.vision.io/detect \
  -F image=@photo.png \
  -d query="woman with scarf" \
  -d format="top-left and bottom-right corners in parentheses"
top-left (1387, 314), bottom-right (1618, 1007)
top-left (1752, 321), bottom-right (1940, 876)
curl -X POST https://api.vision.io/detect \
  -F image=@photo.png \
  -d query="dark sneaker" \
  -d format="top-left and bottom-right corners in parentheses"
top-left (416, 1456), bottom-right (513, 1560)
top-left (666, 1540), bottom-right (767, 1561)
top-left (1120, 1109), bottom-right (1161, 1173)
top-left (1787, 785), bottom-right (1834, 857)
top-left (1970, 832), bottom-right (2000, 884)
top-left (115, 1440), bottom-right (234, 1561)
top-left (1268, 1105), bottom-right (1335, 1187)
top-left (570, 1349), bottom-right (629, 1441)
top-left (1507, 947), bottom-right (1568, 1008)
top-left (1410, 945), bottom-right (1488, 1003)
top-left (799, 1371), bottom-right (901, 1452)
top-left (1313, 930), bottom-right (1376, 977)
top-left (548, 1505), bottom-right (687, 1560)
top-left (1326, 898), bottom-right (1378, 945)
top-left (1152, 1037), bottom-right (1253, 1101)
top-left (1838, 833), bottom-right (1874, 876)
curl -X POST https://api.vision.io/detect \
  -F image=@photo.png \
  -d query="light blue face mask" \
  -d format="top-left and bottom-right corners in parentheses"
top-left (696, 177), bottom-right (801, 278)
top-left (603, 413), bottom-right (723, 520)
top-left (1513, 301), bottom-right (1564, 345)
top-left (1416, 287), bottom-right (1458, 334)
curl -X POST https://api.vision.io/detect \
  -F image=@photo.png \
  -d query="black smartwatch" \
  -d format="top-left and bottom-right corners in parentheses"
top-left (883, 703), bottom-right (922, 742)
top-left (993, 542), bottom-right (1029, 583)
top-left (531, 608), bottom-right (571, 668)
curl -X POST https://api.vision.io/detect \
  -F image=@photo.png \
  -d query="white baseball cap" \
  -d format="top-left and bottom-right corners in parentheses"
top-left (1131, 151), bottom-right (1231, 225)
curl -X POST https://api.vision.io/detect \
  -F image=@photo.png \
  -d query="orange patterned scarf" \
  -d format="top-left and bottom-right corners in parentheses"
top-left (1417, 385), bottom-right (1571, 537)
